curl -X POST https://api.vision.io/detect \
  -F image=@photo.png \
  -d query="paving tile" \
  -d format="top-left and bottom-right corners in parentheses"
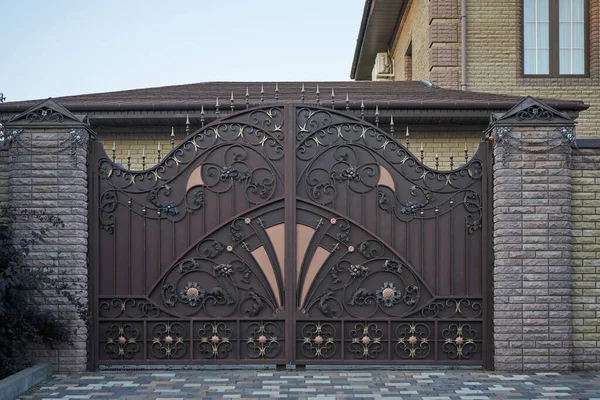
top-left (15, 370), bottom-right (600, 399)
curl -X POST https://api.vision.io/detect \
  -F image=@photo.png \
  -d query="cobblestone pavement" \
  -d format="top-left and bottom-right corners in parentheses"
top-left (17, 370), bottom-right (600, 400)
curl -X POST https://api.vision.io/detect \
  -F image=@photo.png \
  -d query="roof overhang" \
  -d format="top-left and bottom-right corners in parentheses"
top-left (350, 0), bottom-right (408, 80)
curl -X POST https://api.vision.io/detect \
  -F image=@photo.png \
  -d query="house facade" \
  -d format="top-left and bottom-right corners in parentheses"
top-left (351, 0), bottom-right (600, 138)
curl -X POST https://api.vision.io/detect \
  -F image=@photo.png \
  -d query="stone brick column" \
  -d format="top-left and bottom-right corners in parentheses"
top-left (490, 97), bottom-right (575, 371)
top-left (4, 100), bottom-right (90, 372)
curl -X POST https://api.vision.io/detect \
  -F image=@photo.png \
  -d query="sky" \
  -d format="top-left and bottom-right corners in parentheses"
top-left (0, 0), bottom-right (365, 102)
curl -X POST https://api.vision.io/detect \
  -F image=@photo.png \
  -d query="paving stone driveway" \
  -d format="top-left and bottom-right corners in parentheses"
top-left (17, 370), bottom-right (600, 400)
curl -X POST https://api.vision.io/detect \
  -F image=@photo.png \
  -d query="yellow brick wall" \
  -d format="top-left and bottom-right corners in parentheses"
top-left (97, 130), bottom-right (187, 171)
top-left (571, 160), bottom-right (600, 369)
top-left (465, 0), bottom-right (600, 138)
top-left (391, 0), bottom-right (430, 82)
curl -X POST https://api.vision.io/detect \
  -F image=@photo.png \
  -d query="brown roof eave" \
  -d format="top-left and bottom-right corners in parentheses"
top-left (0, 100), bottom-right (588, 113)
top-left (350, 0), bottom-right (374, 80)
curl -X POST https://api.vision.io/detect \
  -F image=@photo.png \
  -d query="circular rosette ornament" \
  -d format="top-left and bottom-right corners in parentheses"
top-left (180, 282), bottom-right (205, 307)
top-left (376, 282), bottom-right (402, 307)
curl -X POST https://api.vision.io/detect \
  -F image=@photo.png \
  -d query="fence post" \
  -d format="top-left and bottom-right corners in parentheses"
top-left (489, 96), bottom-right (575, 371)
top-left (4, 99), bottom-right (90, 372)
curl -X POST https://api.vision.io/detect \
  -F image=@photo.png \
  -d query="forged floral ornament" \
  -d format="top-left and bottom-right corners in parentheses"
top-left (159, 201), bottom-right (179, 216)
top-left (348, 264), bottom-right (368, 278)
top-left (376, 282), bottom-right (402, 307)
top-left (180, 282), bottom-right (204, 307)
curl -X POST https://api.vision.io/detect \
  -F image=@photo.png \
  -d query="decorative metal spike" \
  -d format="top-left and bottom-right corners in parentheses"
top-left (301, 83), bottom-right (305, 103)
top-left (331, 87), bottom-right (335, 109)
top-left (111, 141), bottom-right (116, 162)
top-left (260, 85), bottom-right (265, 103)
top-left (200, 105), bottom-right (205, 128)
top-left (420, 143), bottom-right (424, 164)
top-left (435, 153), bottom-right (439, 170)
top-left (245, 87), bottom-right (249, 109)
top-left (360, 99), bottom-right (365, 120)
top-left (157, 141), bottom-right (161, 163)
top-left (127, 149), bottom-right (131, 170)
top-left (230, 91), bottom-right (235, 112)
top-left (405, 125), bottom-right (410, 149)
top-left (170, 127), bottom-right (175, 150)
top-left (464, 144), bottom-right (469, 163)
top-left (185, 114), bottom-right (190, 136)
top-left (275, 82), bottom-right (279, 102)
top-left (375, 105), bottom-right (380, 127)
top-left (389, 115), bottom-right (394, 135)
top-left (316, 84), bottom-right (320, 106)
top-left (215, 97), bottom-right (220, 118)
top-left (345, 93), bottom-right (349, 111)
top-left (141, 146), bottom-right (146, 169)
top-left (450, 150), bottom-right (454, 169)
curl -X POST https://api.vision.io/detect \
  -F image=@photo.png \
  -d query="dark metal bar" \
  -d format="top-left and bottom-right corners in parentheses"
top-left (126, 149), bottom-right (131, 169)
top-left (260, 85), bottom-right (265, 103)
top-left (435, 153), bottom-right (439, 170)
top-left (111, 141), bottom-right (116, 162)
top-left (245, 87), bottom-right (250, 109)
top-left (331, 87), bottom-right (335, 109)
top-left (389, 115), bottom-right (394, 136)
top-left (315, 84), bottom-right (320, 106)
top-left (170, 127), bottom-right (175, 150)
top-left (200, 105), bottom-right (205, 128)
top-left (360, 99), bottom-right (365, 119)
top-left (301, 83), bottom-right (305, 103)
top-left (345, 93), bottom-right (349, 111)
top-left (230, 92), bottom-right (235, 112)
top-left (141, 147), bottom-right (146, 170)
top-left (375, 105), bottom-right (379, 127)
top-left (405, 126), bottom-right (410, 149)
top-left (275, 83), bottom-right (279, 102)
top-left (215, 98), bottom-right (220, 118)
top-left (157, 142), bottom-right (161, 163)
top-left (185, 114), bottom-right (190, 136)
top-left (420, 143), bottom-right (424, 164)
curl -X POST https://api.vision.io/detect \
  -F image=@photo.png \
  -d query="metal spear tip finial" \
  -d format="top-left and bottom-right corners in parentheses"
top-left (215, 97), bottom-right (220, 107)
top-left (246, 87), bottom-right (250, 96)
top-left (201, 104), bottom-right (205, 115)
top-left (171, 127), bottom-right (175, 137)
top-left (316, 84), bottom-right (320, 94)
top-left (231, 91), bottom-right (234, 101)
top-left (112, 140), bottom-right (116, 150)
top-left (375, 104), bottom-right (379, 115)
top-left (186, 114), bottom-right (190, 124)
top-left (405, 125), bottom-right (409, 137)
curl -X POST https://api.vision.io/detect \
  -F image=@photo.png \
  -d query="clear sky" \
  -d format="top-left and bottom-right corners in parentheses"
top-left (0, 0), bottom-right (365, 102)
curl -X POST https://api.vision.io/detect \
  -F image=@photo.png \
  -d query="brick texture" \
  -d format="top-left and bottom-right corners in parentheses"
top-left (571, 147), bottom-right (600, 370)
top-left (8, 129), bottom-right (89, 372)
top-left (391, 0), bottom-right (430, 82)
top-left (493, 126), bottom-right (573, 371)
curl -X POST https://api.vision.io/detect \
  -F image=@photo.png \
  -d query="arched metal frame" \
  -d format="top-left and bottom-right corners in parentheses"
top-left (88, 104), bottom-right (493, 369)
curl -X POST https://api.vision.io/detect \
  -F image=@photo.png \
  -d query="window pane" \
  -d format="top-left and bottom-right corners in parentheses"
top-left (573, 0), bottom-right (585, 21)
top-left (573, 22), bottom-right (584, 48)
top-left (559, 22), bottom-right (571, 48)
top-left (538, 22), bottom-right (549, 48)
top-left (524, 23), bottom-right (536, 48)
top-left (538, 49), bottom-right (549, 74)
top-left (572, 49), bottom-right (585, 74)
top-left (559, 0), bottom-right (571, 22)
top-left (560, 49), bottom-right (571, 73)
top-left (524, 0), bottom-right (535, 21)
top-left (524, 50), bottom-right (536, 74)
top-left (537, 0), bottom-right (549, 21)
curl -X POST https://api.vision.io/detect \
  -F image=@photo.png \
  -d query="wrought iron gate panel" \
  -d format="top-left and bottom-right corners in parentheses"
top-left (89, 105), bottom-right (492, 368)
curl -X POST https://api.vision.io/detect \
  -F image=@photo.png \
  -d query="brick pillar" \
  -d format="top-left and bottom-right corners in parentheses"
top-left (4, 100), bottom-right (90, 372)
top-left (490, 97), bottom-right (575, 371)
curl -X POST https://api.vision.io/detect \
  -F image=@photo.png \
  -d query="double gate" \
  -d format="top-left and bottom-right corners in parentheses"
top-left (89, 105), bottom-right (492, 368)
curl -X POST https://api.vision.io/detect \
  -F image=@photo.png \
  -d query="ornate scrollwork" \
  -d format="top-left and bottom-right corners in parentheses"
top-left (464, 190), bottom-right (482, 233)
top-left (420, 299), bottom-right (483, 319)
top-left (300, 322), bottom-right (336, 359)
top-left (245, 322), bottom-right (281, 359)
top-left (162, 282), bottom-right (233, 309)
top-left (99, 299), bottom-right (160, 318)
top-left (348, 323), bottom-right (384, 359)
top-left (104, 323), bottom-right (141, 359)
top-left (441, 323), bottom-right (477, 360)
top-left (197, 322), bottom-right (233, 359)
top-left (99, 190), bottom-right (117, 234)
top-left (395, 323), bottom-right (431, 359)
top-left (516, 105), bottom-right (554, 121)
top-left (151, 322), bottom-right (187, 359)
top-left (26, 107), bottom-right (64, 123)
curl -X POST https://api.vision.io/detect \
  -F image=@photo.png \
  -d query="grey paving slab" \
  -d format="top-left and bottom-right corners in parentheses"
top-left (15, 370), bottom-right (600, 399)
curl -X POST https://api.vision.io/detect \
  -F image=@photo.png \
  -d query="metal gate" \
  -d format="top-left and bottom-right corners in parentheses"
top-left (89, 104), bottom-right (492, 368)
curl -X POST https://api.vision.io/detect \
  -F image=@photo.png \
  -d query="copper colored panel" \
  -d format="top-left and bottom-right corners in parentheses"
top-left (265, 223), bottom-right (285, 282)
top-left (378, 165), bottom-right (396, 192)
top-left (296, 224), bottom-right (316, 281)
top-left (251, 245), bottom-right (281, 307)
top-left (185, 164), bottom-right (204, 191)
top-left (300, 245), bottom-right (330, 308)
